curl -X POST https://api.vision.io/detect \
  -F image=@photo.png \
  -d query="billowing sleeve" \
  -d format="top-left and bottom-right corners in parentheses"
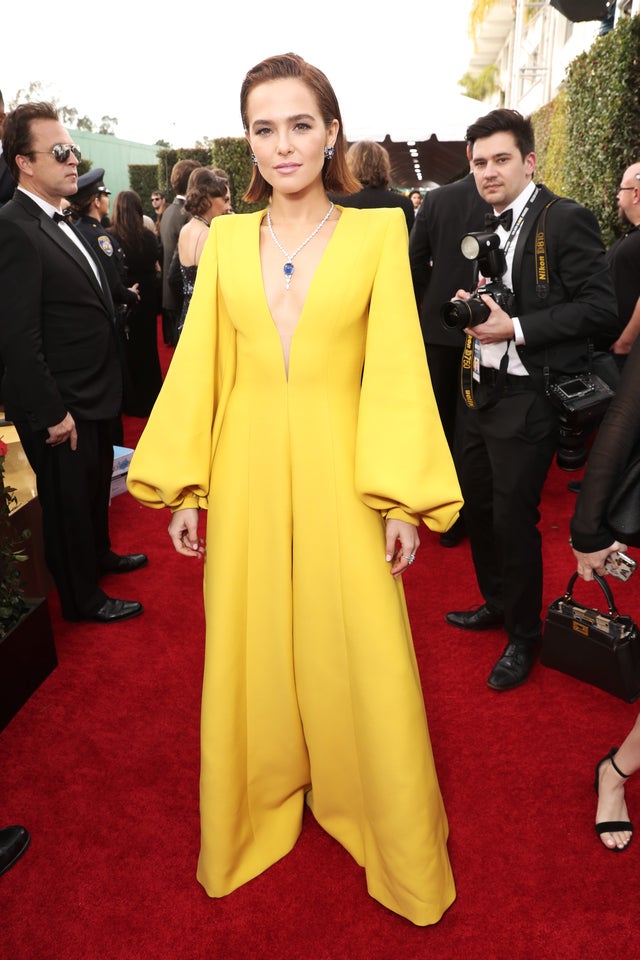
top-left (355, 209), bottom-right (463, 532)
top-left (127, 222), bottom-right (236, 510)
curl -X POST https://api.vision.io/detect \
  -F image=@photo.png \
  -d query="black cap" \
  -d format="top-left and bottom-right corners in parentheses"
top-left (72, 167), bottom-right (111, 203)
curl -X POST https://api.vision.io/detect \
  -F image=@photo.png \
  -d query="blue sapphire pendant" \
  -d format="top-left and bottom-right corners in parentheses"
top-left (283, 262), bottom-right (294, 289)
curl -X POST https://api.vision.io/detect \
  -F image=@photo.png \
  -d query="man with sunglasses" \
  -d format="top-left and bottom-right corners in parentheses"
top-left (0, 102), bottom-right (146, 624)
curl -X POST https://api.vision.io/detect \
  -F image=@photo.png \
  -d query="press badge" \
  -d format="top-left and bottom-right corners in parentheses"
top-left (473, 338), bottom-right (481, 381)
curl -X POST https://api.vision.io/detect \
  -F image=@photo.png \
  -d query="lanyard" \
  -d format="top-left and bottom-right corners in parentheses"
top-left (461, 187), bottom-right (546, 411)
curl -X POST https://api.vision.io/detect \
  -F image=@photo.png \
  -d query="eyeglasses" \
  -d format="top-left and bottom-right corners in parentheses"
top-left (30, 143), bottom-right (82, 163)
top-left (151, 196), bottom-right (162, 202)
top-left (618, 175), bottom-right (640, 193)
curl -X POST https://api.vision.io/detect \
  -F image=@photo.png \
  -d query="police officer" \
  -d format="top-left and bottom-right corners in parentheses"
top-left (67, 168), bottom-right (138, 443)
top-left (66, 167), bottom-right (139, 310)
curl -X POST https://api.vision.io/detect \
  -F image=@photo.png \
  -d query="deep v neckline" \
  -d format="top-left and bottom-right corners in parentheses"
top-left (258, 207), bottom-right (343, 380)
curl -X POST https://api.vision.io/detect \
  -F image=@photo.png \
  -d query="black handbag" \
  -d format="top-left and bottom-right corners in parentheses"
top-left (541, 572), bottom-right (640, 702)
top-left (606, 451), bottom-right (640, 547)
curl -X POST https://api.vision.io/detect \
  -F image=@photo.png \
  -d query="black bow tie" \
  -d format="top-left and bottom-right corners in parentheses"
top-left (485, 209), bottom-right (513, 231)
top-left (53, 209), bottom-right (72, 223)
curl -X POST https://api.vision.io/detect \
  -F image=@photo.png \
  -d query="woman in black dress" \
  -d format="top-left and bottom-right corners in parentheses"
top-left (571, 337), bottom-right (640, 853)
top-left (110, 190), bottom-right (163, 417)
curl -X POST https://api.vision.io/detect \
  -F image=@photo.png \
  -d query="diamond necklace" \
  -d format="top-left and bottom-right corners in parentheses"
top-left (266, 202), bottom-right (335, 290)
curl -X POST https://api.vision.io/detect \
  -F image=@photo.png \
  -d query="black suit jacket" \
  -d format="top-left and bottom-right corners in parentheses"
top-left (0, 153), bottom-right (15, 207)
top-left (160, 198), bottom-right (187, 311)
top-left (508, 184), bottom-right (620, 389)
top-left (0, 191), bottom-right (121, 430)
top-left (334, 187), bottom-right (415, 235)
top-left (409, 174), bottom-right (491, 348)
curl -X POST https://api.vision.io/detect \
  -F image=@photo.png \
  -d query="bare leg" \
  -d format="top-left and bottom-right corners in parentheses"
top-left (595, 712), bottom-right (640, 850)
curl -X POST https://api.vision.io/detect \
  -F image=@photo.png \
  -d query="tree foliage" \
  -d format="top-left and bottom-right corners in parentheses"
top-left (459, 64), bottom-right (501, 101)
top-left (9, 81), bottom-right (118, 136)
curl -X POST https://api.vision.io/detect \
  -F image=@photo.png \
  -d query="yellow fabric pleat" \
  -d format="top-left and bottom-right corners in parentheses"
top-left (128, 206), bottom-right (461, 925)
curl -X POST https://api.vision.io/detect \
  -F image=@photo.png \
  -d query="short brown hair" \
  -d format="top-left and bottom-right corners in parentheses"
top-left (170, 158), bottom-right (201, 196)
top-left (240, 52), bottom-right (360, 203)
top-left (466, 108), bottom-right (535, 161)
top-left (346, 141), bottom-right (392, 190)
top-left (2, 101), bottom-right (59, 181)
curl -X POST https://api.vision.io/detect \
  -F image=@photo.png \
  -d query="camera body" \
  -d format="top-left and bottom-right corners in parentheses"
top-left (440, 230), bottom-right (515, 331)
top-left (442, 279), bottom-right (515, 330)
top-left (548, 374), bottom-right (615, 471)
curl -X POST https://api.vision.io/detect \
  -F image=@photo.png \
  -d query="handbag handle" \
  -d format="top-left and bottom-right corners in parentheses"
top-left (564, 571), bottom-right (618, 617)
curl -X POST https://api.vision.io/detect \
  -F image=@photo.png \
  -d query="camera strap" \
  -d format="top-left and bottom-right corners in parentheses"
top-left (460, 336), bottom-right (510, 410)
top-left (534, 199), bottom-right (558, 301)
top-left (460, 188), bottom-right (544, 411)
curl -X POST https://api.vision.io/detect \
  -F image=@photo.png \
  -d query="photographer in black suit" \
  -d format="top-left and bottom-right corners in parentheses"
top-left (0, 102), bottom-right (147, 623)
top-left (444, 109), bottom-right (620, 691)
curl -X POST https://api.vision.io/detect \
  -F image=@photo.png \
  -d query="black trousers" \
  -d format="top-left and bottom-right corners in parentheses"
top-left (459, 378), bottom-right (558, 644)
top-left (425, 342), bottom-right (468, 476)
top-left (15, 418), bottom-right (114, 620)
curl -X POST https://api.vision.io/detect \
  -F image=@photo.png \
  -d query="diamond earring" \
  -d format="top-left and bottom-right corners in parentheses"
top-left (324, 145), bottom-right (335, 160)
top-left (251, 154), bottom-right (258, 166)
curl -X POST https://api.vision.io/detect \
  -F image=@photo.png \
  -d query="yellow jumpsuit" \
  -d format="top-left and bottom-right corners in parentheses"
top-left (128, 206), bottom-right (462, 925)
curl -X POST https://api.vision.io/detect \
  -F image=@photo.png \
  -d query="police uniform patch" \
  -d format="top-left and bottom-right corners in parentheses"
top-left (98, 235), bottom-right (114, 256)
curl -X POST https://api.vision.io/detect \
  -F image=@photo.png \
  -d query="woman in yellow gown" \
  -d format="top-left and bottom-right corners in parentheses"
top-left (127, 53), bottom-right (462, 926)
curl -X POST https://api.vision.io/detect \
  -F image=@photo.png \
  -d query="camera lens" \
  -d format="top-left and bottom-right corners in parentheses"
top-left (441, 299), bottom-right (472, 329)
top-left (556, 425), bottom-right (589, 471)
top-left (440, 297), bottom-right (490, 330)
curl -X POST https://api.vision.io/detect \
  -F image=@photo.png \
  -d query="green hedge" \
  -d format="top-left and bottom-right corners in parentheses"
top-left (152, 142), bottom-right (264, 214)
top-left (531, 14), bottom-right (640, 247)
top-left (563, 13), bottom-right (640, 245)
top-left (129, 165), bottom-right (162, 218)
top-left (210, 138), bottom-right (265, 214)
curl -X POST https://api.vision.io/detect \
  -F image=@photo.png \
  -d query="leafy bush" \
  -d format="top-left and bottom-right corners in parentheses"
top-left (563, 14), bottom-right (640, 245)
top-left (129, 165), bottom-right (161, 218)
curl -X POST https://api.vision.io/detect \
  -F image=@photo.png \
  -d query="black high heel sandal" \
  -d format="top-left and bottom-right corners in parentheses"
top-left (594, 747), bottom-right (633, 852)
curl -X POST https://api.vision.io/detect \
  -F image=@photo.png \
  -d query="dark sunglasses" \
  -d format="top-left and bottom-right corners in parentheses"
top-left (30, 143), bottom-right (82, 163)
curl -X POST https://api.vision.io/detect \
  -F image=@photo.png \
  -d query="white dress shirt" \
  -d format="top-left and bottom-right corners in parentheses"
top-left (478, 179), bottom-right (537, 375)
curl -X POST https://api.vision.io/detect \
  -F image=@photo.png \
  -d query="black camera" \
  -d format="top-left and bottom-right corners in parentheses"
top-left (442, 279), bottom-right (515, 330)
top-left (441, 231), bottom-right (515, 331)
top-left (548, 374), bottom-right (615, 471)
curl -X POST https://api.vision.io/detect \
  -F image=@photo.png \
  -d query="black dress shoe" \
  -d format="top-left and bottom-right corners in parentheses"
top-left (101, 553), bottom-right (148, 574)
top-left (0, 825), bottom-right (30, 877)
top-left (91, 598), bottom-right (143, 623)
top-left (567, 480), bottom-right (582, 494)
top-left (487, 641), bottom-right (536, 691)
top-left (445, 603), bottom-right (504, 631)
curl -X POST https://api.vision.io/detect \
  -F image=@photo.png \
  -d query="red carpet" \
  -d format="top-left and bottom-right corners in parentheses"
top-left (1, 339), bottom-right (639, 958)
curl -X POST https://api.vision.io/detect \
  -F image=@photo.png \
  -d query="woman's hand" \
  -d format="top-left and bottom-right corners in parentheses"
top-left (168, 507), bottom-right (205, 559)
top-left (385, 518), bottom-right (420, 579)
top-left (571, 541), bottom-right (626, 581)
